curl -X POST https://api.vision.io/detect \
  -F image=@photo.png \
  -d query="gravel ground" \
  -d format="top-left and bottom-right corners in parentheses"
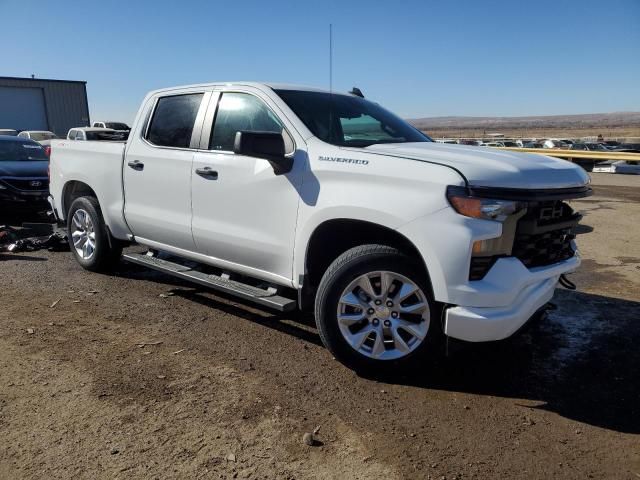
top-left (1, 173), bottom-right (639, 479)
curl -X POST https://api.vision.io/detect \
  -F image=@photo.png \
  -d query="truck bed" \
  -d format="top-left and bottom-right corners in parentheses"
top-left (49, 139), bottom-right (131, 239)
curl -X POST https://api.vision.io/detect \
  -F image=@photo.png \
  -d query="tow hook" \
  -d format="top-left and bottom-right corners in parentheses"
top-left (558, 274), bottom-right (577, 290)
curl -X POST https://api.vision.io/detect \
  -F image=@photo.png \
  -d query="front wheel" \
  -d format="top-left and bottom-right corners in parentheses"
top-left (314, 244), bottom-right (438, 373)
top-left (67, 196), bottom-right (122, 272)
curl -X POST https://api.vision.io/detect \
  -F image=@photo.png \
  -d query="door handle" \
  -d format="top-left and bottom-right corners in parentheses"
top-left (195, 167), bottom-right (218, 179)
top-left (127, 160), bottom-right (144, 171)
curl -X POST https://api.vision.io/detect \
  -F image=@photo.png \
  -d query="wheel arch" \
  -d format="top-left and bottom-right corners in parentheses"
top-left (62, 180), bottom-right (98, 218)
top-left (300, 218), bottom-right (434, 310)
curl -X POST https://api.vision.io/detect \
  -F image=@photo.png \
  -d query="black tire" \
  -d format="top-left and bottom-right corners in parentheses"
top-left (314, 244), bottom-right (439, 373)
top-left (66, 196), bottom-right (122, 272)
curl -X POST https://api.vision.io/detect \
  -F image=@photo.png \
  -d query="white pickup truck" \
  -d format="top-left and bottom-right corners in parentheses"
top-left (49, 82), bottom-right (591, 371)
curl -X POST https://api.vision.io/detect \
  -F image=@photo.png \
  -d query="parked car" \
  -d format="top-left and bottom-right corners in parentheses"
top-left (523, 141), bottom-right (543, 148)
top-left (501, 141), bottom-right (519, 147)
top-left (592, 160), bottom-right (640, 174)
top-left (603, 141), bottom-right (621, 149)
top-left (0, 136), bottom-right (49, 208)
top-left (616, 143), bottom-right (640, 151)
top-left (570, 143), bottom-right (610, 152)
top-left (17, 130), bottom-right (58, 143)
top-left (542, 139), bottom-right (570, 149)
top-left (482, 142), bottom-right (505, 147)
top-left (49, 82), bottom-right (591, 372)
top-left (16, 130), bottom-right (59, 156)
top-left (0, 129), bottom-right (18, 136)
top-left (67, 127), bottom-right (120, 141)
top-left (92, 121), bottom-right (131, 133)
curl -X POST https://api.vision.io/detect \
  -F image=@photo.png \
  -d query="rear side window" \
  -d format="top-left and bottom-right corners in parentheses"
top-left (209, 93), bottom-right (288, 152)
top-left (146, 93), bottom-right (203, 148)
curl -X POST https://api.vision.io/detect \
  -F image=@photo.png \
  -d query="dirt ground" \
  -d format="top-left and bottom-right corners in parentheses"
top-left (1, 174), bottom-right (639, 479)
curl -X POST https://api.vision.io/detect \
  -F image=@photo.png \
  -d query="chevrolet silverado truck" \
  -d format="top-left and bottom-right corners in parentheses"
top-left (48, 82), bottom-right (591, 371)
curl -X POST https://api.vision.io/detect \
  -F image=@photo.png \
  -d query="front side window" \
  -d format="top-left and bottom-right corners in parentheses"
top-left (275, 89), bottom-right (432, 147)
top-left (210, 92), bottom-right (291, 152)
top-left (146, 93), bottom-right (203, 148)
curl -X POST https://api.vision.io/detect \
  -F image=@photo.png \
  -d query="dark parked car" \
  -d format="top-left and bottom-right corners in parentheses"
top-left (616, 143), bottom-right (640, 152)
top-left (570, 143), bottom-right (611, 152)
top-left (0, 136), bottom-right (49, 209)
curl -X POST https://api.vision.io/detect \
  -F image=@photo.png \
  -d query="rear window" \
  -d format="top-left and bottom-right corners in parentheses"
top-left (105, 122), bottom-right (130, 130)
top-left (146, 93), bottom-right (203, 148)
top-left (0, 140), bottom-right (48, 161)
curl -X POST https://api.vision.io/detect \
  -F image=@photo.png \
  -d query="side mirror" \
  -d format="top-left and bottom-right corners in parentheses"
top-left (233, 131), bottom-right (293, 175)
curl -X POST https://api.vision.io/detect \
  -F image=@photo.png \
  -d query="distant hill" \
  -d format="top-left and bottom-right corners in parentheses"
top-left (408, 112), bottom-right (640, 131)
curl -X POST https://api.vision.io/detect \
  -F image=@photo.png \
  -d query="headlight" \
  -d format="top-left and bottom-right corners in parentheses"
top-left (446, 186), bottom-right (523, 222)
top-left (0, 184), bottom-right (6, 190)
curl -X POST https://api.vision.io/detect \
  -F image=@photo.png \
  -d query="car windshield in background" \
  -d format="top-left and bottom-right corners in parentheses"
top-left (30, 132), bottom-right (57, 141)
top-left (0, 140), bottom-right (48, 161)
top-left (587, 143), bottom-right (609, 151)
top-left (275, 90), bottom-right (432, 147)
top-left (105, 123), bottom-right (130, 130)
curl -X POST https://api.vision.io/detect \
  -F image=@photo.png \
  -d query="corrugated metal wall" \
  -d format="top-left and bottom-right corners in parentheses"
top-left (0, 77), bottom-right (90, 137)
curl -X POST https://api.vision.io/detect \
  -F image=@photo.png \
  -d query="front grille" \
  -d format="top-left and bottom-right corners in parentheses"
top-left (2, 179), bottom-right (49, 191)
top-left (468, 199), bottom-right (580, 281)
top-left (469, 256), bottom-right (499, 280)
top-left (512, 227), bottom-right (575, 267)
top-left (512, 200), bottom-right (578, 268)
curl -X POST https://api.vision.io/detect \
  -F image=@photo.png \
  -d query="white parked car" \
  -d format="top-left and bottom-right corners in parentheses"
top-left (592, 160), bottom-right (640, 174)
top-left (17, 130), bottom-right (58, 144)
top-left (542, 139), bottom-right (570, 149)
top-left (67, 127), bottom-right (117, 141)
top-left (49, 82), bottom-right (591, 372)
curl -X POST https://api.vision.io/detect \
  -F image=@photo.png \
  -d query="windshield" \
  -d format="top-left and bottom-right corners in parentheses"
top-left (29, 132), bottom-right (57, 141)
top-left (105, 122), bottom-right (130, 130)
top-left (275, 90), bottom-right (432, 147)
top-left (0, 140), bottom-right (48, 161)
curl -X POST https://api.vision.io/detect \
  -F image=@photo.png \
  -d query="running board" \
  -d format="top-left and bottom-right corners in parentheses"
top-left (122, 252), bottom-right (297, 312)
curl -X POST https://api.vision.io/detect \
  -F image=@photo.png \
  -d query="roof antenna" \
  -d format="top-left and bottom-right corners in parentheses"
top-left (349, 87), bottom-right (364, 98)
top-left (329, 23), bottom-right (333, 93)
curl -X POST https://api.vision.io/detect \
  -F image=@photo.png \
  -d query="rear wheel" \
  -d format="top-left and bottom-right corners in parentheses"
top-left (315, 244), bottom-right (438, 373)
top-left (67, 196), bottom-right (121, 272)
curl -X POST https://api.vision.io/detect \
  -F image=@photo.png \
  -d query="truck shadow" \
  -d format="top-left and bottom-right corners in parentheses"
top-left (382, 289), bottom-right (640, 435)
top-left (113, 260), bottom-right (639, 434)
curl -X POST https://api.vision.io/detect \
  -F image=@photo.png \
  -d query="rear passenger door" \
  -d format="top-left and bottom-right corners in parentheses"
top-left (124, 90), bottom-right (209, 251)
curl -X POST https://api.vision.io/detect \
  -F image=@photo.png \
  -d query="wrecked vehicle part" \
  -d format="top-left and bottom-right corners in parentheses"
top-left (0, 223), bottom-right (68, 253)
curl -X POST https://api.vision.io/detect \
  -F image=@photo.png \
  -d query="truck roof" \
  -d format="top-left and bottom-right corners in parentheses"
top-left (148, 82), bottom-right (350, 97)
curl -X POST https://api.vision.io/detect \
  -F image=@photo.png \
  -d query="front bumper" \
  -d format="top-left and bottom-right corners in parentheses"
top-left (444, 253), bottom-right (580, 342)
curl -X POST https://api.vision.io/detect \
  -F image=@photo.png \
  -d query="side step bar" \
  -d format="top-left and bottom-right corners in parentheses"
top-left (122, 252), bottom-right (297, 312)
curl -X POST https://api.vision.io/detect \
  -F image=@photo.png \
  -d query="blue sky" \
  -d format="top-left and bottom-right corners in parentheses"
top-left (2, 0), bottom-right (639, 123)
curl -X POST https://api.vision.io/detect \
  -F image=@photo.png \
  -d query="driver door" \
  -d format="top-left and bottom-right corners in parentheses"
top-left (191, 89), bottom-right (303, 284)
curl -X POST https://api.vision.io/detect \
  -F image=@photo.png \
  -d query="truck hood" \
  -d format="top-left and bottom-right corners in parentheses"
top-left (0, 161), bottom-right (49, 178)
top-left (363, 142), bottom-right (590, 189)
